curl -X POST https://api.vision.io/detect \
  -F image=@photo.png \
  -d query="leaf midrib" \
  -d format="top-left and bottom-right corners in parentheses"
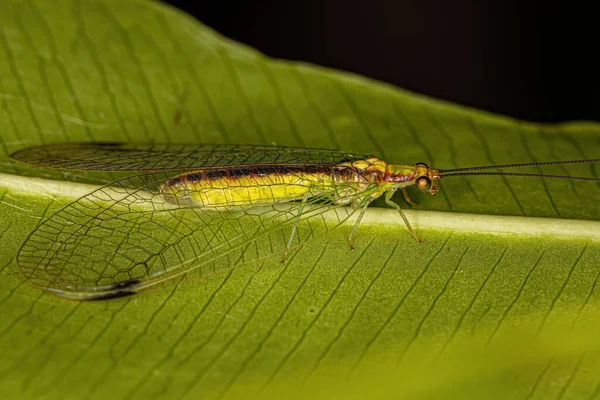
top-left (2, 171), bottom-right (599, 241)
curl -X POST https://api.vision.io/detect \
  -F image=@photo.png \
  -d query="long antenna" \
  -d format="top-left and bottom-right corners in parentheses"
top-left (439, 171), bottom-right (600, 182)
top-left (439, 158), bottom-right (600, 174)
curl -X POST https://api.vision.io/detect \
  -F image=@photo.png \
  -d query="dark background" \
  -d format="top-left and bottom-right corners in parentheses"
top-left (163, 0), bottom-right (599, 123)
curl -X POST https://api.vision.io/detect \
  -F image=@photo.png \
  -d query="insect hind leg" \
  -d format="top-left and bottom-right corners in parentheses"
top-left (347, 197), bottom-right (371, 250)
top-left (281, 191), bottom-right (312, 264)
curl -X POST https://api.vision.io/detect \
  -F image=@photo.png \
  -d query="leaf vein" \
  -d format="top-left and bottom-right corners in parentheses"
top-left (260, 238), bottom-right (376, 393)
top-left (536, 245), bottom-right (587, 336)
top-left (351, 234), bottom-right (451, 373)
top-left (397, 245), bottom-right (469, 364)
top-left (220, 243), bottom-right (330, 398)
top-left (440, 247), bottom-right (507, 354)
top-left (302, 239), bottom-right (400, 384)
top-left (486, 250), bottom-right (546, 347)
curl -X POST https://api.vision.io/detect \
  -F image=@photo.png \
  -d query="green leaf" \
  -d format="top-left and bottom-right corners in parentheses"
top-left (1, 0), bottom-right (600, 399)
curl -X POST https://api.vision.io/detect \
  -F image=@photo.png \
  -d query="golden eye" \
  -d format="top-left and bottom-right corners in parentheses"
top-left (416, 176), bottom-right (432, 192)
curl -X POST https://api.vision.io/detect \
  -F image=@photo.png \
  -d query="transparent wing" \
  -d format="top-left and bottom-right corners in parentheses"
top-left (10, 142), bottom-right (368, 172)
top-left (17, 171), bottom-right (376, 300)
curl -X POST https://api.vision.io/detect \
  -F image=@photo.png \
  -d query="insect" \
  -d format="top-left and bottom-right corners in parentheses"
top-left (9, 143), bottom-right (600, 301)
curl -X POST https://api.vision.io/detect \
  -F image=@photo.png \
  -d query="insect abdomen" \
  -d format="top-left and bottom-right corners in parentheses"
top-left (161, 165), bottom-right (334, 207)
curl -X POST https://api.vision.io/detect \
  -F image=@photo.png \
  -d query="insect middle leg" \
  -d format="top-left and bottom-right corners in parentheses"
top-left (347, 197), bottom-right (372, 250)
top-left (385, 191), bottom-right (422, 243)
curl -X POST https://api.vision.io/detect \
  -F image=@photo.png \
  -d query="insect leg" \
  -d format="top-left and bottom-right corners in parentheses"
top-left (281, 190), bottom-right (311, 263)
top-left (348, 197), bottom-right (372, 250)
top-left (401, 187), bottom-right (417, 206)
top-left (385, 191), bottom-right (422, 243)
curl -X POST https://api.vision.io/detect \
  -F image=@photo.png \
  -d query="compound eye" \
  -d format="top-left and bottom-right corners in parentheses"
top-left (416, 176), bottom-right (432, 192)
top-left (416, 162), bottom-right (429, 169)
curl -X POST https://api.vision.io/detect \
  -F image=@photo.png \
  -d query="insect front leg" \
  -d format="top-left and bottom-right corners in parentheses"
top-left (385, 190), bottom-right (422, 243)
top-left (401, 187), bottom-right (417, 206)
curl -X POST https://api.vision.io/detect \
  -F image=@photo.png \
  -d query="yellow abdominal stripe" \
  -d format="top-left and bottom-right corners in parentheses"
top-left (174, 172), bottom-right (334, 206)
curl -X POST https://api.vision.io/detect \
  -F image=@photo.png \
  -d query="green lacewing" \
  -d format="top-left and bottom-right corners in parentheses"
top-left (9, 143), bottom-right (600, 300)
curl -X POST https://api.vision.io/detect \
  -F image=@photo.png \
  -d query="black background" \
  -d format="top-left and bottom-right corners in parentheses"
top-left (163, 0), bottom-right (599, 123)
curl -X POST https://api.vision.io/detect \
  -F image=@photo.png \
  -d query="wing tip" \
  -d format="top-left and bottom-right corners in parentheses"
top-left (42, 278), bottom-right (142, 301)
